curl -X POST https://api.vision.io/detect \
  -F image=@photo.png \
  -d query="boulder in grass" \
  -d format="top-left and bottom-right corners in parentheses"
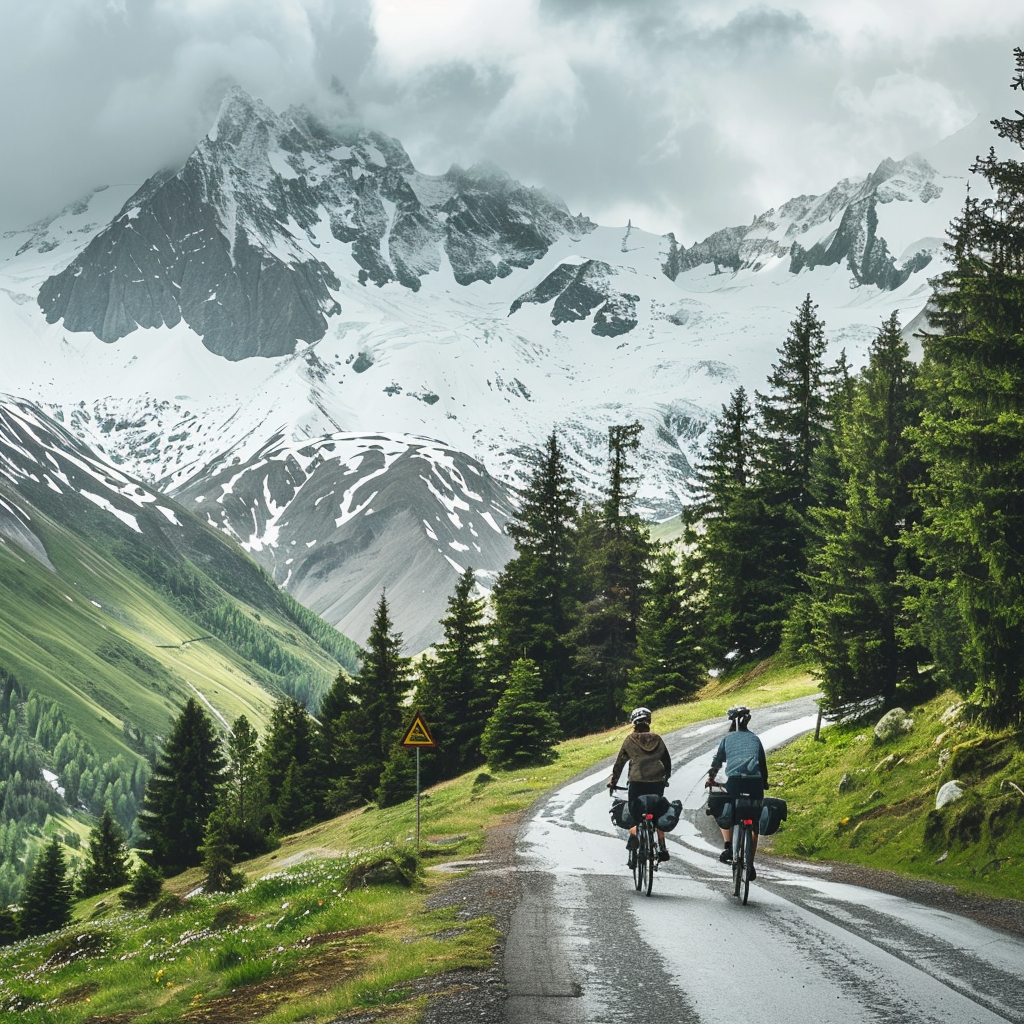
top-left (936, 780), bottom-right (965, 810)
top-left (874, 708), bottom-right (913, 743)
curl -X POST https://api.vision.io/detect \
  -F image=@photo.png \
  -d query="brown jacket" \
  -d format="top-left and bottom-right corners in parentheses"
top-left (611, 731), bottom-right (671, 784)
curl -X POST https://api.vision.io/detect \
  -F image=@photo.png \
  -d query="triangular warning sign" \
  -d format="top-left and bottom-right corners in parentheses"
top-left (400, 711), bottom-right (436, 747)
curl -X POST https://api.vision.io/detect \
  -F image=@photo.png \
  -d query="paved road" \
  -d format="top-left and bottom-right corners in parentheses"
top-left (505, 697), bottom-right (1024, 1024)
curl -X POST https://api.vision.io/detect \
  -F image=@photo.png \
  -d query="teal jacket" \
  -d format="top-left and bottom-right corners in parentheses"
top-left (709, 729), bottom-right (768, 784)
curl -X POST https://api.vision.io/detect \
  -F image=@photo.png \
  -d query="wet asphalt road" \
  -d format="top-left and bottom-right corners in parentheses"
top-left (504, 697), bottom-right (1024, 1024)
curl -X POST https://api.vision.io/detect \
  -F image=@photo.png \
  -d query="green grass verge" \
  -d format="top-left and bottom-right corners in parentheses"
top-left (766, 690), bottom-right (1024, 900)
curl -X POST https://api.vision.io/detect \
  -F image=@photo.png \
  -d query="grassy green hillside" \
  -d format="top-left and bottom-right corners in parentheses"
top-left (765, 690), bottom-right (1024, 899)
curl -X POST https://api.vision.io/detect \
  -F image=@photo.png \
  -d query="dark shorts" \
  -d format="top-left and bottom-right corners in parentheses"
top-left (627, 781), bottom-right (666, 824)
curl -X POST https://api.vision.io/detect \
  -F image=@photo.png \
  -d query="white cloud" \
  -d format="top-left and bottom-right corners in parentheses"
top-left (2, 0), bottom-right (1024, 239)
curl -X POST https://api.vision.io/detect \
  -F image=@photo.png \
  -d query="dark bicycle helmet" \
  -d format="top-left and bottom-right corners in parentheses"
top-left (629, 706), bottom-right (653, 725)
top-left (727, 705), bottom-right (751, 721)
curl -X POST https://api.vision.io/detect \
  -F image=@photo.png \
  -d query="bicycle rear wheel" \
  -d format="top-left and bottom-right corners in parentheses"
top-left (644, 824), bottom-right (655, 896)
top-left (732, 830), bottom-right (743, 898)
top-left (742, 827), bottom-right (754, 905)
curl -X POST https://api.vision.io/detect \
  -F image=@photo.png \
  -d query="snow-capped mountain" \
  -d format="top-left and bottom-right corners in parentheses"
top-left (0, 87), bottom-right (985, 648)
top-left (172, 430), bottom-right (515, 653)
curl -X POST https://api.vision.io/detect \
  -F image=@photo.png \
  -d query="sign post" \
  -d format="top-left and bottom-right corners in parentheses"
top-left (400, 710), bottom-right (436, 849)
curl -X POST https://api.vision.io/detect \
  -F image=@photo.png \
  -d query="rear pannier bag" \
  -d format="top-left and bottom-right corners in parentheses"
top-left (610, 799), bottom-right (635, 829)
top-left (706, 791), bottom-right (733, 829)
top-left (656, 799), bottom-right (683, 833)
top-left (759, 796), bottom-right (788, 835)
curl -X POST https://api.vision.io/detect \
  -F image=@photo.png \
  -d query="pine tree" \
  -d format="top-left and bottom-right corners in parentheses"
top-left (623, 547), bottom-right (706, 710)
top-left (349, 591), bottom-right (413, 802)
top-left (566, 423), bottom-right (652, 731)
top-left (19, 836), bottom-right (73, 937)
top-left (259, 698), bottom-right (322, 834)
top-left (137, 698), bottom-right (226, 875)
top-left (490, 431), bottom-right (580, 702)
top-left (417, 567), bottom-right (492, 783)
top-left (200, 801), bottom-right (246, 892)
top-left (77, 806), bottom-right (131, 897)
top-left (807, 312), bottom-right (925, 712)
top-left (319, 669), bottom-right (362, 812)
top-left (909, 49), bottom-right (1024, 723)
top-left (751, 295), bottom-right (838, 646)
top-left (685, 387), bottom-right (776, 660)
top-left (119, 861), bottom-right (163, 909)
top-left (481, 659), bottom-right (560, 770)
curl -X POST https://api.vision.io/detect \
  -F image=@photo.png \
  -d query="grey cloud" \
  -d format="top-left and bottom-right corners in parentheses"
top-left (2, 1), bottom-right (1024, 246)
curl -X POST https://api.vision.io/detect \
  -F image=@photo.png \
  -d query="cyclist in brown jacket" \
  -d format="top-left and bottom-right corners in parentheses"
top-left (607, 707), bottom-right (672, 862)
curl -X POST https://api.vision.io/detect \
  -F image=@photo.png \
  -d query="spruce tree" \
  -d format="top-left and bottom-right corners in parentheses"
top-left (751, 294), bottom-right (838, 646)
top-left (137, 698), bottom-right (226, 875)
top-left (200, 802), bottom-right (246, 892)
top-left (490, 431), bottom-right (580, 702)
top-left (566, 422), bottom-right (652, 731)
top-left (481, 659), bottom-right (560, 770)
top-left (319, 669), bottom-right (362, 812)
top-left (909, 48), bottom-right (1024, 723)
top-left (349, 590), bottom-right (413, 802)
top-left (416, 567), bottom-right (491, 783)
top-left (259, 698), bottom-right (322, 834)
top-left (807, 312), bottom-right (925, 712)
top-left (685, 387), bottom-right (775, 659)
top-left (77, 806), bottom-right (131, 897)
top-left (19, 836), bottom-right (73, 937)
top-left (623, 547), bottom-right (706, 710)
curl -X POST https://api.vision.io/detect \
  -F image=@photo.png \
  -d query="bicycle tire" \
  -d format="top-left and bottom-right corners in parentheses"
top-left (632, 832), bottom-right (646, 892)
top-left (732, 827), bottom-right (742, 897)
top-left (644, 824), bottom-right (655, 897)
top-left (742, 827), bottom-right (754, 904)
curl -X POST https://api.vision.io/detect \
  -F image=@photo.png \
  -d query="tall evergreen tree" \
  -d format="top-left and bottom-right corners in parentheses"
top-left (77, 806), bottom-right (131, 897)
top-left (417, 567), bottom-right (492, 783)
top-left (260, 698), bottom-right (322, 834)
top-left (909, 49), bottom-right (1024, 723)
top-left (623, 546), bottom-right (706, 710)
top-left (318, 670), bottom-right (362, 812)
top-left (807, 312), bottom-right (925, 712)
top-left (566, 422), bottom-right (652, 731)
top-left (138, 698), bottom-right (226, 875)
top-left (19, 836), bottom-right (73, 937)
top-left (490, 431), bottom-right (581, 701)
top-left (685, 387), bottom-right (776, 659)
top-left (481, 659), bottom-right (560, 770)
top-left (349, 591), bottom-right (413, 802)
top-left (751, 294), bottom-right (838, 645)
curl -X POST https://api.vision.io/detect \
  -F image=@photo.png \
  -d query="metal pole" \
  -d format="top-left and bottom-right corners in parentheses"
top-left (416, 747), bottom-right (421, 849)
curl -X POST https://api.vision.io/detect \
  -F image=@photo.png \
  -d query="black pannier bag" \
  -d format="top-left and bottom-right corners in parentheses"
top-left (759, 796), bottom-right (788, 835)
top-left (706, 791), bottom-right (733, 829)
top-left (610, 798), bottom-right (635, 829)
top-left (656, 799), bottom-right (683, 833)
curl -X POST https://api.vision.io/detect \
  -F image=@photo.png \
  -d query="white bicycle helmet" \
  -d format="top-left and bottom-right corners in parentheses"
top-left (629, 706), bottom-right (652, 725)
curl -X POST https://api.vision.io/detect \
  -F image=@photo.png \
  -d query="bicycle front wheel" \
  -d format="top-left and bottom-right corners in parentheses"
top-left (742, 827), bottom-right (754, 905)
top-left (632, 835), bottom-right (646, 892)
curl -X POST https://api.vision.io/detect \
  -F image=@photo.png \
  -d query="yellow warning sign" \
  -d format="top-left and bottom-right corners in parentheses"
top-left (400, 711), bottom-right (436, 747)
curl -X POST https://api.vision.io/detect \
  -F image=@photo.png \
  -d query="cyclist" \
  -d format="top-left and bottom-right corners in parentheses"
top-left (607, 707), bottom-right (672, 863)
top-left (704, 706), bottom-right (768, 878)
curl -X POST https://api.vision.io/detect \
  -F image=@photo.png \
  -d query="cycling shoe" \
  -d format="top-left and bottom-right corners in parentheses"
top-left (657, 848), bottom-right (670, 862)
top-left (748, 865), bottom-right (757, 881)
top-left (719, 847), bottom-right (733, 863)
top-left (626, 834), bottom-right (639, 851)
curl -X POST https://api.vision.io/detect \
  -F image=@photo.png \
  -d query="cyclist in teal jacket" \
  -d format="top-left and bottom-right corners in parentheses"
top-left (704, 706), bottom-right (768, 877)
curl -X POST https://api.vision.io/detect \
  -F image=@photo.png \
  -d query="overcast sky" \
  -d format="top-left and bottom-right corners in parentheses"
top-left (2, 1), bottom-right (1023, 239)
